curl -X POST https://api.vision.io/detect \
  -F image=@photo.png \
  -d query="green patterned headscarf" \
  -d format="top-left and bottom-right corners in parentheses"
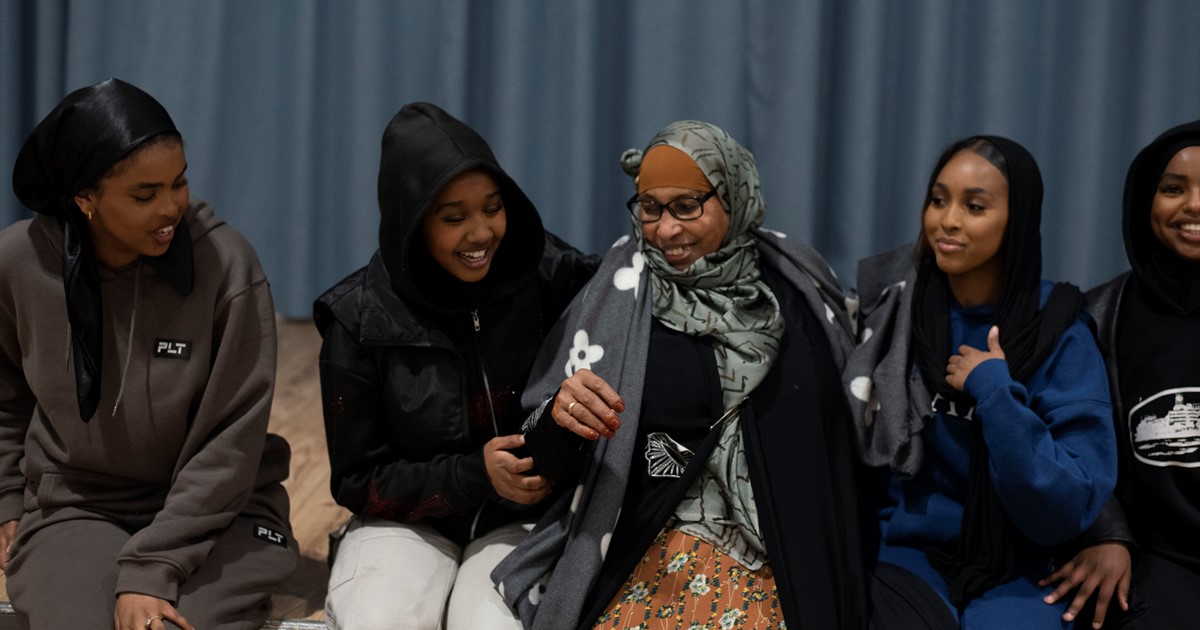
top-left (621, 120), bottom-right (783, 408)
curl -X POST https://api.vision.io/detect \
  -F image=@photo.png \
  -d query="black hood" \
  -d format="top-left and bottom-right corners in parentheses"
top-left (377, 102), bottom-right (544, 312)
top-left (1123, 119), bottom-right (1200, 313)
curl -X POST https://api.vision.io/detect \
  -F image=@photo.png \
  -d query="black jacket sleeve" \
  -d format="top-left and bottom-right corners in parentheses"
top-left (524, 395), bottom-right (590, 485)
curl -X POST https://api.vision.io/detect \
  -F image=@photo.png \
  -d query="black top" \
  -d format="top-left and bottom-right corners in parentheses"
top-left (1117, 280), bottom-right (1200, 572)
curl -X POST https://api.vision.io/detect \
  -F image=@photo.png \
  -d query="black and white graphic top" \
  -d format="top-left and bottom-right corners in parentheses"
top-left (1130, 387), bottom-right (1200, 467)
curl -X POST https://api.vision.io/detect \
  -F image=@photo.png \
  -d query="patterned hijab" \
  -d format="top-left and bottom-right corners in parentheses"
top-left (621, 120), bottom-right (783, 408)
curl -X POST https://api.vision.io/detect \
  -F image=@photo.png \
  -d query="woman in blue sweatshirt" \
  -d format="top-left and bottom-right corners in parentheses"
top-left (845, 136), bottom-right (1117, 628)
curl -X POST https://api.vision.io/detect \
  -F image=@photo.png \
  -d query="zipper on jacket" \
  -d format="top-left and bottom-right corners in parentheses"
top-left (471, 309), bottom-right (501, 436)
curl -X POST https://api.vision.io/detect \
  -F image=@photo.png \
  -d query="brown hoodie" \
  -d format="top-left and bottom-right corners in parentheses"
top-left (0, 200), bottom-right (279, 602)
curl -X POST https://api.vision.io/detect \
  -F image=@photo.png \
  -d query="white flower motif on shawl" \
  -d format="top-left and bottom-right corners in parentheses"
top-left (610, 234), bottom-right (630, 248)
top-left (570, 483), bottom-right (585, 513)
top-left (613, 251), bottom-right (644, 297)
top-left (849, 376), bottom-right (881, 412)
top-left (881, 279), bottom-right (907, 298)
top-left (824, 303), bottom-right (836, 324)
top-left (527, 578), bottom-right (546, 605)
top-left (564, 329), bottom-right (604, 377)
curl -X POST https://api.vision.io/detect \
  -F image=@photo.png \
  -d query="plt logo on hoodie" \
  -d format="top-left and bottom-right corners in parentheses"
top-left (154, 339), bottom-right (191, 360)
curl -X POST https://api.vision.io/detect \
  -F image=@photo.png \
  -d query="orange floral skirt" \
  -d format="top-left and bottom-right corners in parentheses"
top-left (592, 528), bottom-right (784, 629)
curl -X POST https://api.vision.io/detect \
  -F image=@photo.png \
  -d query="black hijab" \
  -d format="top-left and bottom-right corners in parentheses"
top-left (11, 78), bottom-right (193, 422)
top-left (910, 136), bottom-right (1086, 608)
top-left (1122, 119), bottom-right (1200, 314)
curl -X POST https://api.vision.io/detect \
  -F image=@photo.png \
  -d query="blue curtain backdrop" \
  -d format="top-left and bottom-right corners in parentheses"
top-left (2, 0), bottom-right (1199, 317)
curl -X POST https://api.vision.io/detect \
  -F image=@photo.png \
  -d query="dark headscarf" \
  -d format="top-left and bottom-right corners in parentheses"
top-left (376, 102), bottom-right (543, 313)
top-left (910, 136), bottom-right (1086, 608)
top-left (11, 78), bottom-right (192, 422)
top-left (1122, 119), bottom-right (1200, 313)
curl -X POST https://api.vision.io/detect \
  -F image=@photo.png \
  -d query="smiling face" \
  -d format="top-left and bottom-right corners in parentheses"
top-left (422, 168), bottom-right (506, 282)
top-left (639, 186), bottom-right (729, 270)
top-left (922, 149), bottom-right (1010, 306)
top-left (1150, 146), bottom-right (1200, 262)
top-left (74, 137), bottom-right (189, 270)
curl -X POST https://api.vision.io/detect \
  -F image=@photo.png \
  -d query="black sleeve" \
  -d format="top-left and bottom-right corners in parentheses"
top-left (523, 392), bottom-right (590, 485)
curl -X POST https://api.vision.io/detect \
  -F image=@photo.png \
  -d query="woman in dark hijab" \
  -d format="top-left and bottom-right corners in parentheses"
top-left (1042, 120), bottom-right (1200, 629)
top-left (845, 136), bottom-right (1116, 628)
top-left (3, 79), bottom-right (295, 629)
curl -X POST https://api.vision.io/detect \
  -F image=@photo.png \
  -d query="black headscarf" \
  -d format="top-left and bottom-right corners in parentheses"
top-left (1122, 119), bottom-right (1200, 314)
top-left (910, 136), bottom-right (1086, 608)
top-left (11, 78), bottom-right (193, 422)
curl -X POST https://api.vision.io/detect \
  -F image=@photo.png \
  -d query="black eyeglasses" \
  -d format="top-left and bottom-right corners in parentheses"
top-left (626, 189), bottom-right (718, 223)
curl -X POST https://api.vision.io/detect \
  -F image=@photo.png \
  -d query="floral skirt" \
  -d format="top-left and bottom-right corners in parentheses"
top-left (592, 528), bottom-right (784, 630)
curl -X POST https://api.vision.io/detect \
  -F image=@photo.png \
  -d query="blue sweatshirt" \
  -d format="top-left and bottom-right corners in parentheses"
top-left (882, 282), bottom-right (1117, 553)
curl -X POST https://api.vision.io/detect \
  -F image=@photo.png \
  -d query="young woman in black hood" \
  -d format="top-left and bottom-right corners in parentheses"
top-left (1042, 120), bottom-right (1200, 629)
top-left (314, 102), bottom-right (597, 629)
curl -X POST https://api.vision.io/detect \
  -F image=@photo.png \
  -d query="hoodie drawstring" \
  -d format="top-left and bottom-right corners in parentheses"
top-left (111, 259), bottom-right (141, 417)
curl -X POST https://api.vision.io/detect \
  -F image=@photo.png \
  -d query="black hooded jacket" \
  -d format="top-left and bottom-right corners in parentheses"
top-left (314, 103), bottom-right (598, 543)
top-left (1085, 120), bottom-right (1200, 572)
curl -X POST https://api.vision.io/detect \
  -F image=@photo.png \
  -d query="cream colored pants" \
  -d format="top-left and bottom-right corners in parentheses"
top-left (324, 516), bottom-right (527, 630)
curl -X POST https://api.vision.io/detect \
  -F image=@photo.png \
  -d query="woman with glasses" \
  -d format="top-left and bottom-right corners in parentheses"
top-left (493, 120), bottom-right (870, 629)
top-left (314, 102), bottom-right (597, 629)
top-left (844, 136), bottom-right (1116, 628)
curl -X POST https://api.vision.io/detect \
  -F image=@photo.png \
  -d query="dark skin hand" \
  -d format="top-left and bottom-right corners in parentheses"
top-left (484, 434), bottom-right (552, 504)
top-left (0, 519), bottom-right (16, 571)
top-left (114, 592), bottom-right (194, 630)
top-left (945, 325), bottom-right (1005, 392)
top-left (1040, 542), bottom-right (1131, 628)
top-left (552, 369), bottom-right (625, 441)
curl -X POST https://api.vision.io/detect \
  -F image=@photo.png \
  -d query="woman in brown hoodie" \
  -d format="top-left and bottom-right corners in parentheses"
top-left (2, 79), bottom-right (295, 629)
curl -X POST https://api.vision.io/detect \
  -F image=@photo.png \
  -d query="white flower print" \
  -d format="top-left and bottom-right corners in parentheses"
top-left (623, 581), bottom-right (649, 603)
top-left (614, 251), bottom-right (644, 296)
top-left (666, 551), bottom-right (689, 574)
top-left (564, 329), bottom-right (604, 377)
top-left (689, 574), bottom-right (711, 596)
top-left (849, 376), bottom-right (881, 412)
top-left (719, 609), bottom-right (743, 629)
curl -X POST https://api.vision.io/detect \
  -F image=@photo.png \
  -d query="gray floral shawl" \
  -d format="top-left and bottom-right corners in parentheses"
top-left (842, 244), bottom-right (930, 477)
top-left (491, 231), bottom-right (854, 629)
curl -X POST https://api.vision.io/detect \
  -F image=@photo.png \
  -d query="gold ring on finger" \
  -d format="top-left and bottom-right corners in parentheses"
top-left (567, 401), bottom-right (578, 415)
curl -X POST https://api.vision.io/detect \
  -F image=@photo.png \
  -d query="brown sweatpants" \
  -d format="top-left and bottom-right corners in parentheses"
top-left (5, 491), bottom-right (296, 630)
